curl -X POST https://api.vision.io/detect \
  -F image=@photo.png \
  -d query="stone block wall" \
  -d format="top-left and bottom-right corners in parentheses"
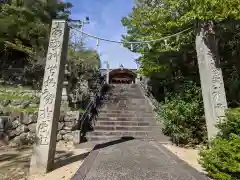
top-left (0, 111), bottom-right (80, 146)
top-left (57, 111), bottom-right (80, 142)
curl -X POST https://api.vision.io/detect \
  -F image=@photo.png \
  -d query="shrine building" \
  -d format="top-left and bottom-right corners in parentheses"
top-left (100, 64), bottom-right (138, 84)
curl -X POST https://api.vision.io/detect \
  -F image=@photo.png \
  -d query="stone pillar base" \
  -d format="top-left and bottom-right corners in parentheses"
top-left (73, 130), bottom-right (81, 145)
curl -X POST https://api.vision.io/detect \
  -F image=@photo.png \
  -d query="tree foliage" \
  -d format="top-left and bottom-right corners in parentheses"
top-left (199, 109), bottom-right (240, 180)
top-left (125, 1), bottom-right (240, 178)
top-left (0, 0), bottom-right (72, 70)
top-left (158, 81), bottom-right (207, 145)
top-left (122, 0), bottom-right (240, 105)
top-left (67, 31), bottom-right (101, 107)
top-left (0, 0), bottom-right (101, 91)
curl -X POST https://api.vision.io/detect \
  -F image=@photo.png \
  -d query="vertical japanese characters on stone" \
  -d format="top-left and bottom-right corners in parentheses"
top-left (196, 26), bottom-right (227, 141)
top-left (30, 20), bottom-right (69, 174)
top-left (210, 58), bottom-right (228, 118)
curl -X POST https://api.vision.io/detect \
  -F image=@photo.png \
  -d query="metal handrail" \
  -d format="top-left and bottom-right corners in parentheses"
top-left (139, 82), bottom-right (158, 110)
top-left (79, 79), bottom-right (106, 131)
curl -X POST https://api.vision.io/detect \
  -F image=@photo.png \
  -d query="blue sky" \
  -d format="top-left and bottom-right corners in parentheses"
top-left (65, 0), bottom-right (140, 69)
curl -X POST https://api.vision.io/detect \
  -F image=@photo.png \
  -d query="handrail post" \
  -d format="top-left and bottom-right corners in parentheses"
top-left (139, 82), bottom-right (158, 110)
top-left (104, 61), bottom-right (110, 84)
top-left (73, 80), bottom-right (106, 145)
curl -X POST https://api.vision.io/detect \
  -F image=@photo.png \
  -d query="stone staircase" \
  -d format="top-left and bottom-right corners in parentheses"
top-left (85, 84), bottom-right (168, 143)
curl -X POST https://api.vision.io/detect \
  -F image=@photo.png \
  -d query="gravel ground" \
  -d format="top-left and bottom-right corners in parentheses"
top-left (0, 142), bottom-right (91, 180)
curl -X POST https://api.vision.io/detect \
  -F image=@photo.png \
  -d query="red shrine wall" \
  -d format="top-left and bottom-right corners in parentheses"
top-left (109, 69), bottom-right (136, 84)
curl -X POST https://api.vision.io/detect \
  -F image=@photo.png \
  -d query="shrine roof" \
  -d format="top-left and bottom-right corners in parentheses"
top-left (100, 68), bottom-right (137, 76)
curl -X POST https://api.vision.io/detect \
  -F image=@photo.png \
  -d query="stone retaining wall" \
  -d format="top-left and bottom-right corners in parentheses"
top-left (0, 111), bottom-right (80, 147)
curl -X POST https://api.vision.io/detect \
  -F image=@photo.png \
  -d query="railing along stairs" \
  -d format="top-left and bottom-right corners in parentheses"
top-left (75, 79), bottom-right (108, 143)
top-left (139, 82), bottom-right (158, 110)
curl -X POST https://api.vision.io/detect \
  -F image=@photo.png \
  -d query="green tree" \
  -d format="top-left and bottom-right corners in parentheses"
top-left (67, 31), bottom-right (101, 108)
top-left (0, 0), bottom-right (72, 87)
top-left (0, 0), bottom-right (72, 68)
top-left (122, 0), bottom-right (240, 104)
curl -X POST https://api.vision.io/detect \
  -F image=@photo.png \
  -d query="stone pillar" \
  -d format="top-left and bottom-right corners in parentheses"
top-left (30, 20), bottom-right (69, 174)
top-left (104, 61), bottom-right (110, 84)
top-left (196, 23), bottom-right (228, 141)
top-left (135, 74), bottom-right (141, 84)
top-left (136, 63), bottom-right (141, 84)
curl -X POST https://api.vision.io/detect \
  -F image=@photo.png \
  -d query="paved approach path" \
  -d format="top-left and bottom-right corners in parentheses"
top-left (72, 139), bottom-right (209, 180)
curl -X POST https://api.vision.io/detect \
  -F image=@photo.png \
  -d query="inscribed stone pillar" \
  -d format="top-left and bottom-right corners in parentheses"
top-left (196, 25), bottom-right (228, 141)
top-left (30, 20), bottom-right (69, 174)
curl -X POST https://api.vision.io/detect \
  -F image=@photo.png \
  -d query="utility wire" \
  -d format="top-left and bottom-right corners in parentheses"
top-left (70, 26), bottom-right (193, 44)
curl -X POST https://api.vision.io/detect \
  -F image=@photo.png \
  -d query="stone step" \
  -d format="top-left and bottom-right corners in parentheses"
top-left (75, 138), bottom-right (139, 149)
top-left (108, 92), bottom-right (142, 94)
top-left (110, 93), bottom-right (142, 95)
top-left (101, 102), bottom-right (147, 106)
top-left (103, 98), bottom-right (147, 101)
top-left (106, 95), bottom-right (143, 97)
top-left (103, 99), bottom-right (148, 103)
top-left (106, 91), bottom-right (142, 93)
top-left (99, 110), bottom-right (154, 113)
top-left (97, 117), bottom-right (156, 121)
top-left (103, 96), bottom-right (145, 98)
top-left (88, 130), bottom-right (149, 137)
top-left (101, 102), bottom-right (150, 106)
top-left (110, 91), bottom-right (141, 94)
top-left (86, 135), bottom-right (153, 142)
top-left (111, 89), bottom-right (141, 91)
top-left (94, 125), bottom-right (151, 131)
top-left (100, 104), bottom-right (152, 108)
top-left (99, 110), bottom-right (154, 114)
top-left (110, 90), bottom-right (141, 92)
top-left (111, 86), bottom-right (139, 88)
top-left (102, 98), bottom-right (147, 101)
top-left (100, 109), bottom-right (153, 112)
top-left (98, 113), bottom-right (155, 118)
top-left (100, 106), bottom-right (153, 109)
top-left (100, 110), bottom-right (153, 113)
top-left (111, 86), bottom-right (140, 88)
top-left (98, 115), bottom-right (155, 119)
top-left (96, 121), bottom-right (151, 126)
top-left (101, 104), bottom-right (151, 108)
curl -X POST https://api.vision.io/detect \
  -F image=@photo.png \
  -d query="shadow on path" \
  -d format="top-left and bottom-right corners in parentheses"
top-left (71, 136), bottom-right (135, 180)
top-left (53, 151), bottom-right (90, 170)
top-left (93, 136), bottom-right (134, 151)
top-left (72, 138), bottom-right (210, 180)
top-left (0, 147), bottom-right (32, 180)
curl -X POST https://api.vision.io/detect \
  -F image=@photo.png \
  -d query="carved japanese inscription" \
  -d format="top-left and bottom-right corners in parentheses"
top-left (209, 56), bottom-right (227, 118)
top-left (36, 21), bottom-right (64, 145)
top-left (30, 20), bottom-right (69, 174)
top-left (196, 27), bottom-right (228, 141)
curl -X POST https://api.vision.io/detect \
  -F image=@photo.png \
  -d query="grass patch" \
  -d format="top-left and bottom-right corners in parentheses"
top-left (0, 94), bottom-right (35, 101)
top-left (78, 108), bottom-right (86, 113)
top-left (0, 84), bottom-right (33, 91)
top-left (1, 106), bottom-right (39, 113)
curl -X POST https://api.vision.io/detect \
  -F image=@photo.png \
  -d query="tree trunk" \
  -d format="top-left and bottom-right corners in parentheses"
top-left (195, 21), bottom-right (228, 141)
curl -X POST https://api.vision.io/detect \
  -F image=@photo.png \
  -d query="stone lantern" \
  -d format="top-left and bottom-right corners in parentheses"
top-left (61, 64), bottom-right (70, 112)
